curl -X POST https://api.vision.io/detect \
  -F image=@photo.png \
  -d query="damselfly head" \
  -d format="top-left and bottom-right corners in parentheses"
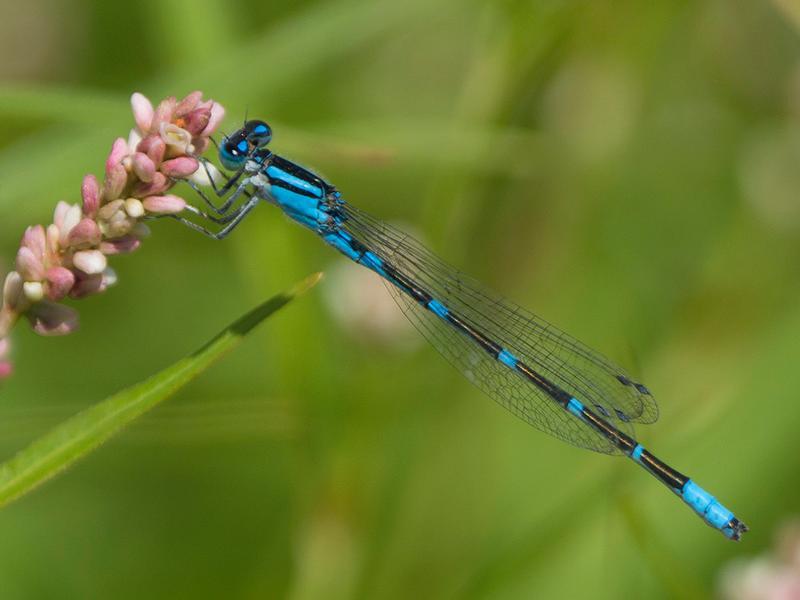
top-left (243, 120), bottom-right (272, 147)
top-left (219, 131), bottom-right (250, 171)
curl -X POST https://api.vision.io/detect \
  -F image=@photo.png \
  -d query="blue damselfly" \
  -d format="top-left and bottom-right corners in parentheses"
top-left (168, 119), bottom-right (747, 541)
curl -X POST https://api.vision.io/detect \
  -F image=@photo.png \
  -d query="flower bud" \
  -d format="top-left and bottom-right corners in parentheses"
top-left (26, 301), bottom-right (79, 335)
top-left (131, 92), bottom-right (154, 133)
top-left (2, 272), bottom-right (25, 310)
top-left (73, 250), bottom-right (108, 275)
top-left (104, 165), bottom-right (128, 201)
top-left (101, 209), bottom-right (135, 238)
top-left (201, 102), bottom-right (225, 136)
top-left (45, 267), bottom-right (76, 301)
top-left (21, 225), bottom-right (46, 257)
top-left (183, 109), bottom-right (210, 136)
top-left (16, 247), bottom-right (45, 281)
top-left (160, 156), bottom-right (198, 178)
top-left (55, 203), bottom-right (83, 247)
top-left (100, 235), bottom-right (140, 255)
top-left (124, 198), bottom-right (145, 218)
top-left (143, 194), bottom-right (186, 215)
top-left (132, 171), bottom-right (169, 197)
top-left (23, 281), bottom-right (44, 302)
top-left (132, 152), bottom-right (156, 183)
top-left (46, 224), bottom-right (60, 256)
top-left (97, 199), bottom-right (125, 221)
top-left (81, 174), bottom-right (100, 217)
top-left (105, 138), bottom-right (129, 172)
top-left (188, 161), bottom-right (224, 187)
top-left (153, 96), bottom-right (177, 128)
top-left (67, 218), bottom-right (102, 249)
top-left (160, 123), bottom-right (192, 156)
top-left (137, 134), bottom-right (166, 165)
top-left (175, 91), bottom-right (202, 117)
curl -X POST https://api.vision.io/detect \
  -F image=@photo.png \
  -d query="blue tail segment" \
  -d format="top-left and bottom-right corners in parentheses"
top-left (177, 118), bottom-right (748, 542)
top-left (625, 442), bottom-right (748, 541)
top-left (680, 480), bottom-right (748, 541)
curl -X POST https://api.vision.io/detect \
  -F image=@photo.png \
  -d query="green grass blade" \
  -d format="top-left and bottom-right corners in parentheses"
top-left (0, 272), bottom-right (322, 509)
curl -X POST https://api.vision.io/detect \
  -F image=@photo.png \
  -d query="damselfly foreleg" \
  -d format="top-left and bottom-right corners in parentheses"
top-left (161, 195), bottom-right (262, 240)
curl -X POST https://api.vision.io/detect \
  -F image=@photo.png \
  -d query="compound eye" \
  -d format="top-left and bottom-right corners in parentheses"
top-left (219, 137), bottom-right (248, 171)
top-left (244, 120), bottom-right (272, 146)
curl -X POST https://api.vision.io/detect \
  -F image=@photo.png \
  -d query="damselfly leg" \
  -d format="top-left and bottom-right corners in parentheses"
top-left (159, 151), bottom-right (263, 240)
top-left (181, 157), bottom-right (248, 215)
top-left (162, 194), bottom-right (262, 240)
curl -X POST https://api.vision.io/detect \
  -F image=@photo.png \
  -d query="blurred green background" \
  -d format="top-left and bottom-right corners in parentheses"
top-left (0, 0), bottom-right (798, 598)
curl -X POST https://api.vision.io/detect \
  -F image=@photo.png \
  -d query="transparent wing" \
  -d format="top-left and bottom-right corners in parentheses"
top-left (387, 277), bottom-right (627, 453)
top-left (339, 203), bottom-right (658, 452)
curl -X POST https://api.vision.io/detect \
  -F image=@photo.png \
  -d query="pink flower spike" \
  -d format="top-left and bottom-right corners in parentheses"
top-left (153, 96), bottom-right (177, 128)
top-left (67, 218), bottom-right (102, 249)
top-left (45, 267), bottom-right (76, 301)
top-left (132, 152), bottom-right (156, 183)
top-left (131, 92), bottom-right (154, 133)
top-left (73, 250), bottom-right (107, 275)
top-left (160, 156), bottom-right (198, 178)
top-left (0, 361), bottom-right (11, 379)
top-left (100, 235), bottom-right (141, 255)
top-left (138, 134), bottom-right (166, 165)
top-left (175, 91), bottom-right (202, 117)
top-left (15, 246), bottom-right (45, 281)
top-left (201, 102), bottom-right (225, 136)
top-left (81, 174), bottom-right (100, 217)
top-left (143, 194), bottom-right (186, 215)
top-left (132, 172), bottom-right (169, 197)
top-left (26, 301), bottom-right (79, 336)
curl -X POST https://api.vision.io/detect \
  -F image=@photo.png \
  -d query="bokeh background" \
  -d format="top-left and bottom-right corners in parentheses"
top-left (0, 0), bottom-right (799, 598)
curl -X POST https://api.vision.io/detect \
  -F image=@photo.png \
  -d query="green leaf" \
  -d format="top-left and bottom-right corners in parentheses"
top-left (0, 272), bottom-right (322, 509)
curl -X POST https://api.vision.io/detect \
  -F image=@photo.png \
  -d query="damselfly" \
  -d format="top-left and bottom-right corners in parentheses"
top-left (169, 119), bottom-right (747, 541)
